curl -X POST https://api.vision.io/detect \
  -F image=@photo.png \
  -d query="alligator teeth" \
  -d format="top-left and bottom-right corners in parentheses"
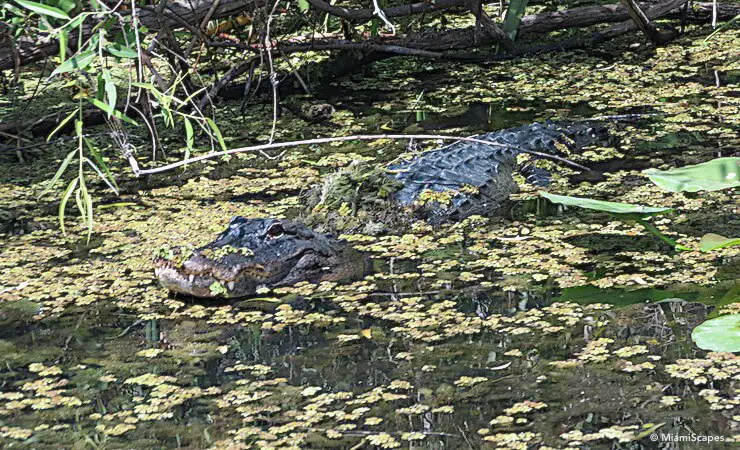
top-left (227, 281), bottom-right (236, 290)
top-left (155, 268), bottom-right (160, 276)
top-left (188, 274), bottom-right (195, 283)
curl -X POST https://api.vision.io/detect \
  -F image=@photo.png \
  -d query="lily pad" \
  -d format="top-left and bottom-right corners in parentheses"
top-left (691, 315), bottom-right (740, 352)
top-left (699, 233), bottom-right (740, 252)
top-left (644, 157), bottom-right (740, 192)
top-left (539, 192), bottom-right (672, 217)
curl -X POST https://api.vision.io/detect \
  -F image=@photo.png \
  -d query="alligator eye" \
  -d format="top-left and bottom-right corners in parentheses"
top-left (265, 223), bottom-right (284, 239)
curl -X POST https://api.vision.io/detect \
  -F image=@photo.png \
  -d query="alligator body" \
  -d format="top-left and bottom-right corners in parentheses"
top-left (158, 120), bottom-right (610, 297)
top-left (155, 217), bottom-right (369, 298)
top-left (386, 121), bottom-right (610, 223)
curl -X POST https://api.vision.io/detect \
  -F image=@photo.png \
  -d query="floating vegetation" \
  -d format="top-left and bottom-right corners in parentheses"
top-left (0, 24), bottom-right (738, 449)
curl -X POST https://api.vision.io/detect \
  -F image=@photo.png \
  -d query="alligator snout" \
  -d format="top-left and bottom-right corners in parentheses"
top-left (155, 218), bottom-right (367, 298)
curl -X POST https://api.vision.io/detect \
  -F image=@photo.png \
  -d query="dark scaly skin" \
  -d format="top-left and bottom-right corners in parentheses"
top-left (155, 217), bottom-right (369, 298)
top-left (388, 121), bottom-right (611, 223)
top-left (158, 121), bottom-right (610, 297)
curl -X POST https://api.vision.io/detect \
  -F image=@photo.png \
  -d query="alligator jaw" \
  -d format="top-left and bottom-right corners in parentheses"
top-left (154, 257), bottom-right (266, 298)
top-left (154, 218), bottom-right (367, 298)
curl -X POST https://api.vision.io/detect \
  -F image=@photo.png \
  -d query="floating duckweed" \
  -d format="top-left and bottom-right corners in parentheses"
top-left (453, 376), bottom-right (488, 387)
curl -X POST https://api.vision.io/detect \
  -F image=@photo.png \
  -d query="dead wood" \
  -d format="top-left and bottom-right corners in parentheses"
top-left (0, 1), bottom-right (735, 71)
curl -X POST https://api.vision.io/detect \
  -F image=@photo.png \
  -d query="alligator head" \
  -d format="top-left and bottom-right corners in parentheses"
top-left (154, 217), bottom-right (368, 298)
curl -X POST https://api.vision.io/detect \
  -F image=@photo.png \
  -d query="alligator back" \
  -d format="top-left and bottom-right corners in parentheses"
top-left (387, 121), bottom-right (609, 223)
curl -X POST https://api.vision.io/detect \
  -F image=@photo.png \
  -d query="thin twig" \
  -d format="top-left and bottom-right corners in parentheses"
top-left (265, 0), bottom-right (282, 144)
top-left (131, 133), bottom-right (591, 176)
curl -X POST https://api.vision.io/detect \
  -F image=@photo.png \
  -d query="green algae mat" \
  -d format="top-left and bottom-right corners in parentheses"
top-left (0, 27), bottom-right (738, 449)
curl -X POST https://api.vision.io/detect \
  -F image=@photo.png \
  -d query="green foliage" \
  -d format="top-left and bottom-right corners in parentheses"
top-left (51, 50), bottom-right (95, 76)
top-left (539, 192), bottom-right (689, 251)
top-left (699, 233), bottom-right (740, 252)
top-left (14, 0), bottom-right (69, 19)
top-left (691, 315), bottom-right (740, 352)
top-left (541, 156), bottom-right (740, 252)
top-left (3, 0), bottom-right (229, 240)
top-left (502, 0), bottom-right (529, 40)
top-left (704, 14), bottom-right (740, 42)
top-left (644, 157), bottom-right (740, 192)
top-left (539, 192), bottom-right (672, 217)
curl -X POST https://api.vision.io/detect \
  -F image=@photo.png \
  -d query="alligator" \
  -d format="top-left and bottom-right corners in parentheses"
top-left (155, 217), bottom-right (370, 298)
top-left (157, 120), bottom-right (611, 297)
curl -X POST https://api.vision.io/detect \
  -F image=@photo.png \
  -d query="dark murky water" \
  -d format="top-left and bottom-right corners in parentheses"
top-left (1, 27), bottom-right (739, 450)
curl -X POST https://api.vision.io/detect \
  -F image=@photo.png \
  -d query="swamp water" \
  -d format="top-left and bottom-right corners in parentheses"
top-left (0, 27), bottom-right (738, 449)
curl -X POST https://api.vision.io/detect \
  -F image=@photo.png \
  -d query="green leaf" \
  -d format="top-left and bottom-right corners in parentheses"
top-left (51, 50), bottom-right (95, 76)
top-left (59, 177), bottom-right (79, 235)
top-left (644, 157), bottom-right (740, 192)
top-left (699, 233), bottom-right (740, 252)
top-left (502, 0), bottom-right (529, 40)
top-left (14, 0), bottom-right (70, 19)
top-left (84, 156), bottom-right (118, 194)
top-left (105, 43), bottom-right (139, 59)
top-left (63, 14), bottom-right (86, 30)
top-left (38, 149), bottom-right (76, 199)
top-left (704, 13), bottom-right (740, 42)
top-left (79, 176), bottom-right (94, 243)
top-left (130, 82), bottom-right (157, 90)
top-left (539, 192), bottom-right (672, 217)
top-left (183, 118), bottom-right (194, 161)
top-left (46, 109), bottom-right (77, 142)
top-left (102, 70), bottom-right (117, 116)
top-left (55, 0), bottom-right (76, 13)
top-left (209, 280), bottom-right (228, 296)
top-left (87, 98), bottom-right (138, 126)
top-left (297, 0), bottom-right (309, 11)
top-left (692, 315), bottom-right (740, 352)
top-left (205, 118), bottom-right (228, 151)
top-left (58, 28), bottom-right (68, 62)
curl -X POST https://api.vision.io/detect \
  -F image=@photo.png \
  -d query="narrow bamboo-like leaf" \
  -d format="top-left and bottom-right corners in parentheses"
top-left (59, 28), bottom-right (68, 62)
top-left (183, 117), bottom-right (194, 161)
top-left (540, 192), bottom-right (672, 216)
top-left (83, 137), bottom-right (117, 190)
top-left (15, 0), bottom-right (70, 19)
top-left (96, 72), bottom-right (105, 102)
top-left (105, 43), bottom-right (139, 59)
top-left (130, 82), bottom-right (157, 90)
top-left (55, 0), bottom-right (76, 13)
top-left (87, 98), bottom-right (137, 126)
top-left (64, 14), bottom-right (86, 30)
top-left (51, 50), bottom-right (95, 76)
top-left (699, 233), bottom-right (740, 252)
top-left (644, 157), bottom-right (740, 192)
top-left (75, 187), bottom-right (85, 222)
top-left (84, 157), bottom-right (118, 194)
top-left (38, 149), bottom-right (76, 199)
top-left (502, 0), bottom-right (529, 40)
top-left (59, 177), bottom-right (79, 235)
top-left (96, 202), bottom-right (137, 210)
top-left (704, 13), bottom-right (740, 42)
top-left (181, 86), bottom-right (208, 105)
top-left (102, 70), bottom-right (117, 116)
top-left (46, 109), bottom-right (77, 142)
top-left (80, 177), bottom-right (94, 242)
top-left (205, 118), bottom-right (228, 151)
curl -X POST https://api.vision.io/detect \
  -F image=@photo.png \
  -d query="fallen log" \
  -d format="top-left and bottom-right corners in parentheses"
top-left (1, 1), bottom-right (736, 71)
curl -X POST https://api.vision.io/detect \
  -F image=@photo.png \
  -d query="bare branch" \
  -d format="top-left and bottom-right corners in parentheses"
top-left (130, 133), bottom-right (591, 176)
